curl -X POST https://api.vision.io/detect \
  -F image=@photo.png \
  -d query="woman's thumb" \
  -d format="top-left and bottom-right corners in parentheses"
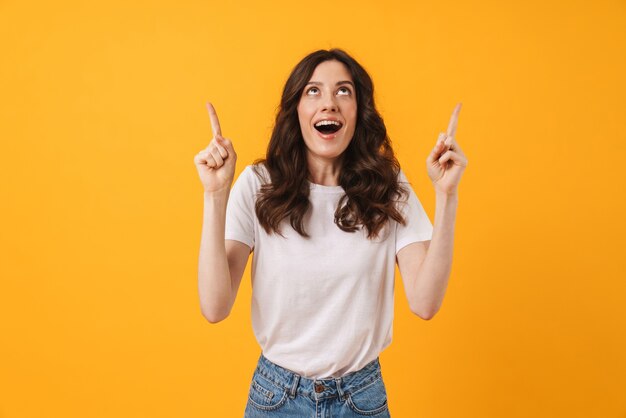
top-left (217, 136), bottom-right (234, 152)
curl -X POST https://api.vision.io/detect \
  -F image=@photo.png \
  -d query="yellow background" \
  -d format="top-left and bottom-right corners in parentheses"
top-left (1, 0), bottom-right (625, 417)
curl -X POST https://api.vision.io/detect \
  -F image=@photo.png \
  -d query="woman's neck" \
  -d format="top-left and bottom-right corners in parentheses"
top-left (306, 154), bottom-right (344, 186)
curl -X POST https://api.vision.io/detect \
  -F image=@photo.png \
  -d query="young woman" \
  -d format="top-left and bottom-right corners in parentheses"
top-left (194, 48), bottom-right (467, 417)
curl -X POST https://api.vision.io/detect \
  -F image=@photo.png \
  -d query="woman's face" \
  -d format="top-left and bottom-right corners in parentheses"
top-left (297, 59), bottom-right (357, 165)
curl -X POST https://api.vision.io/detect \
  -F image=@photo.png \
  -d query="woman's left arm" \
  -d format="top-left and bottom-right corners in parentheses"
top-left (397, 103), bottom-right (468, 320)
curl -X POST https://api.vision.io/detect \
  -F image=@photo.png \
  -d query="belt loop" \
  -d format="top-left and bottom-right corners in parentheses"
top-left (334, 377), bottom-right (346, 401)
top-left (289, 373), bottom-right (301, 399)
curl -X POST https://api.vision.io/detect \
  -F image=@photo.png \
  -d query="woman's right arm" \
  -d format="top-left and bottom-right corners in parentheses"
top-left (197, 191), bottom-right (250, 323)
top-left (194, 103), bottom-right (250, 323)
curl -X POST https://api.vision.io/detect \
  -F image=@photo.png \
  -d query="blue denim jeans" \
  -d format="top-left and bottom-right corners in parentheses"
top-left (243, 353), bottom-right (392, 417)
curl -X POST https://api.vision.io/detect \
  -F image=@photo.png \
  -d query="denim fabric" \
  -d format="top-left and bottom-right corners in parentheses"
top-left (244, 353), bottom-right (392, 417)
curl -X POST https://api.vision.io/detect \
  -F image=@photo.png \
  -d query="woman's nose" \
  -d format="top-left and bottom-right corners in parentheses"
top-left (321, 94), bottom-right (338, 112)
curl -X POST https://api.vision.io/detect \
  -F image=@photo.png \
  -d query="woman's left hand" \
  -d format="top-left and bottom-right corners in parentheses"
top-left (426, 103), bottom-right (468, 195)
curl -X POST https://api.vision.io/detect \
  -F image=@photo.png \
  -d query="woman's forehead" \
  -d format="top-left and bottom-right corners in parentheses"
top-left (308, 60), bottom-right (353, 82)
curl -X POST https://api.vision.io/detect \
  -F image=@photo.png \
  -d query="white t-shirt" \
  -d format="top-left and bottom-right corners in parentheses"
top-left (225, 164), bottom-right (433, 379)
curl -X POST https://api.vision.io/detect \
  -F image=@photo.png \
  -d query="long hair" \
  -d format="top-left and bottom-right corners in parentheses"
top-left (252, 48), bottom-right (409, 239)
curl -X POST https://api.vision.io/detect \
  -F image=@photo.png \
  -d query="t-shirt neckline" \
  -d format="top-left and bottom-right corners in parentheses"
top-left (307, 181), bottom-right (345, 193)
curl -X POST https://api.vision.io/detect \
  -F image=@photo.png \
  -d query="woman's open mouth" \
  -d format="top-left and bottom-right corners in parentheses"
top-left (313, 119), bottom-right (343, 139)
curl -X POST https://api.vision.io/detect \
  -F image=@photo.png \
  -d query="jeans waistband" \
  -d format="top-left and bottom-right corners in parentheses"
top-left (253, 353), bottom-right (383, 401)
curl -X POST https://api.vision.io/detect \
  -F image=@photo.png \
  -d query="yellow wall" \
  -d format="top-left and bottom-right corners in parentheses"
top-left (1, 0), bottom-right (625, 417)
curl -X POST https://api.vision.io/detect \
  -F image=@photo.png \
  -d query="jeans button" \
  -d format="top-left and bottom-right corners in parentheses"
top-left (314, 383), bottom-right (325, 393)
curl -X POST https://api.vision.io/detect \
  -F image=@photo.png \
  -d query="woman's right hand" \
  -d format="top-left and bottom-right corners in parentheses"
top-left (194, 102), bottom-right (237, 194)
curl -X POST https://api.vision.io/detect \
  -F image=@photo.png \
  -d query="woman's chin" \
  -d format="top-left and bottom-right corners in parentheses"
top-left (303, 132), bottom-right (352, 162)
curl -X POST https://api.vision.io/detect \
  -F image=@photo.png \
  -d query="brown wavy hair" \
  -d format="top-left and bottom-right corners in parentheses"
top-left (252, 48), bottom-right (410, 239)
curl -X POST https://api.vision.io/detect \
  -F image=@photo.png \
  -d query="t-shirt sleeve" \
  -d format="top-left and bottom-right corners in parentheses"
top-left (395, 169), bottom-right (433, 254)
top-left (225, 165), bottom-right (256, 251)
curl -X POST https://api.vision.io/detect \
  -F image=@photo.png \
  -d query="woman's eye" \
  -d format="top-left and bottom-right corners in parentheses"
top-left (306, 87), bottom-right (319, 95)
top-left (337, 87), bottom-right (351, 95)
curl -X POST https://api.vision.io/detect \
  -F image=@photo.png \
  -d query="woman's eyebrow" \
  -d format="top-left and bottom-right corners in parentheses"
top-left (306, 80), bottom-right (355, 88)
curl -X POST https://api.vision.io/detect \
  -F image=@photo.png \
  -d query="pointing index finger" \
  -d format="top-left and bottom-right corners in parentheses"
top-left (446, 102), bottom-right (462, 137)
top-left (206, 102), bottom-right (222, 138)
